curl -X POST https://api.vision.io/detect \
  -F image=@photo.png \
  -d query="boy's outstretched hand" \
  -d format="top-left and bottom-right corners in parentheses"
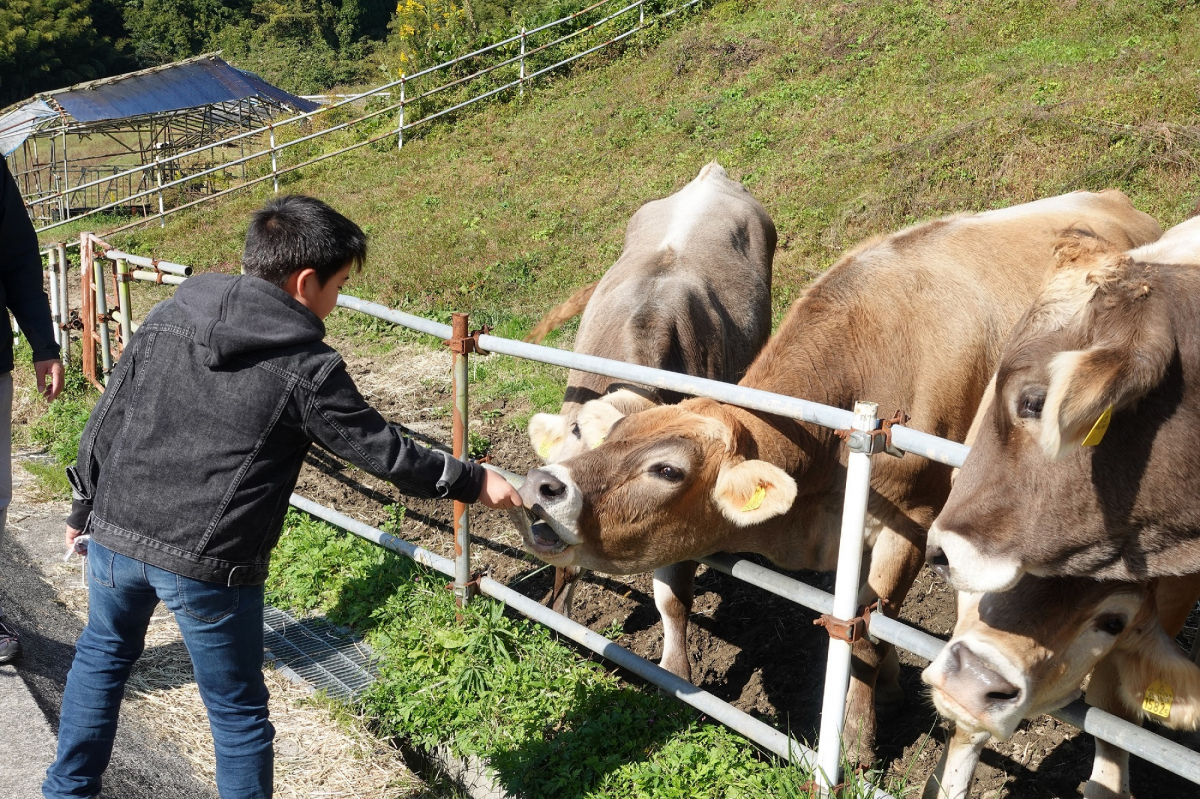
top-left (477, 470), bottom-right (523, 510)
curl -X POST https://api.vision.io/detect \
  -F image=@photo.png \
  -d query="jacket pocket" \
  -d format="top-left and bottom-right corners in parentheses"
top-left (177, 575), bottom-right (240, 623)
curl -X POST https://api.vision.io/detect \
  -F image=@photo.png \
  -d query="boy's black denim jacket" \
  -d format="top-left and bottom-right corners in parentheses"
top-left (67, 273), bottom-right (485, 585)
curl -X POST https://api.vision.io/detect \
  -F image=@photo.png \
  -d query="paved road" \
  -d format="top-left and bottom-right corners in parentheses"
top-left (1, 502), bottom-right (216, 799)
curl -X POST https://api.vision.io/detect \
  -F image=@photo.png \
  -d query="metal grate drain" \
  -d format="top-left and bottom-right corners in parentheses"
top-left (262, 605), bottom-right (378, 701)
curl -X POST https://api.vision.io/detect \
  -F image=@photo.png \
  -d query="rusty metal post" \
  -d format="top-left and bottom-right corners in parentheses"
top-left (79, 234), bottom-right (100, 390)
top-left (449, 312), bottom-right (473, 609)
top-left (93, 248), bottom-right (113, 378)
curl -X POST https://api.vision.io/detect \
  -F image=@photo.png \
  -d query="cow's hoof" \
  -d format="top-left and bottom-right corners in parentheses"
top-left (876, 683), bottom-right (906, 719)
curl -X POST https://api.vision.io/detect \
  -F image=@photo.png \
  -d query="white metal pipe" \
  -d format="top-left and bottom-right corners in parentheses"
top-left (815, 402), bottom-right (878, 790)
top-left (93, 256), bottom-right (113, 377)
top-left (129, 270), bottom-right (186, 286)
top-left (47, 249), bottom-right (60, 346)
top-left (102, 250), bottom-right (192, 276)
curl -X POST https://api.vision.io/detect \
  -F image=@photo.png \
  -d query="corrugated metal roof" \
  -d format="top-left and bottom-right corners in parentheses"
top-left (49, 54), bottom-right (319, 123)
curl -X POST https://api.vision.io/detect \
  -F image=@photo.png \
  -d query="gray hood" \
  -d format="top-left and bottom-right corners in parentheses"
top-left (174, 273), bottom-right (324, 367)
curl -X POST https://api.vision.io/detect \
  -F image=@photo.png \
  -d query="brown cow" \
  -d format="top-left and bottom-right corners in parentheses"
top-left (921, 574), bottom-right (1200, 799)
top-left (526, 161), bottom-right (775, 612)
top-left (926, 216), bottom-right (1200, 594)
top-left (511, 191), bottom-right (1162, 764)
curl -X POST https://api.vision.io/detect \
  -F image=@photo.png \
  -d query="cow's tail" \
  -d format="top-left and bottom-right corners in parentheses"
top-left (525, 281), bottom-right (598, 344)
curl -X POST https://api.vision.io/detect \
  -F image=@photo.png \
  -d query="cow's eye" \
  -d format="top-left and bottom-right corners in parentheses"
top-left (650, 464), bottom-right (685, 482)
top-left (1096, 614), bottom-right (1127, 636)
top-left (570, 423), bottom-right (582, 439)
top-left (1017, 388), bottom-right (1046, 420)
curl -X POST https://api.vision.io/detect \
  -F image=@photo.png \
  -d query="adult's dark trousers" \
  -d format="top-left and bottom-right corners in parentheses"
top-left (43, 540), bottom-right (275, 798)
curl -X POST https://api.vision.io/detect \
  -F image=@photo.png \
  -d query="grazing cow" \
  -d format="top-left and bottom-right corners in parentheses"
top-left (511, 191), bottom-right (1161, 764)
top-left (526, 162), bottom-right (776, 612)
top-left (921, 573), bottom-right (1200, 799)
top-left (926, 216), bottom-right (1200, 594)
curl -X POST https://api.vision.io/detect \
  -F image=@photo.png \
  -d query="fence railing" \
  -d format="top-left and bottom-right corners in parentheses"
top-left (26, 0), bottom-right (698, 246)
top-left (49, 237), bottom-right (1200, 795)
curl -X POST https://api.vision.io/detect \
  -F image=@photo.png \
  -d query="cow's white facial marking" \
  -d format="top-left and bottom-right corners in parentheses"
top-left (930, 525), bottom-right (1024, 593)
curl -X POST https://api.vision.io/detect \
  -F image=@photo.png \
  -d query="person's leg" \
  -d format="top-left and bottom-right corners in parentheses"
top-left (150, 568), bottom-right (274, 798)
top-left (43, 541), bottom-right (159, 799)
top-left (0, 371), bottom-right (17, 664)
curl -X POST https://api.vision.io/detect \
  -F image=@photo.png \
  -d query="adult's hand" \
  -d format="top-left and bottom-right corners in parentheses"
top-left (65, 524), bottom-right (86, 554)
top-left (34, 358), bottom-right (63, 402)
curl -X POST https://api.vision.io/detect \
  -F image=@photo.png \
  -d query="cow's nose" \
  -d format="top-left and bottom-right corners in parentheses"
top-left (926, 543), bottom-right (951, 583)
top-left (942, 641), bottom-right (1021, 717)
top-left (525, 468), bottom-right (568, 504)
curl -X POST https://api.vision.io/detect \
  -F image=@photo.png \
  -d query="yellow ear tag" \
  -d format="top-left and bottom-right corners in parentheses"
top-left (1081, 405), bottom-right (1113, 447)
top-left (591, 436), bottom-right (605, 448)
top-left (537, 440), bottom-right (553, 459)
top-left (1142, 679), bottom-right (1173, 719)
top-left (741, 484), bottom-right (767, 513)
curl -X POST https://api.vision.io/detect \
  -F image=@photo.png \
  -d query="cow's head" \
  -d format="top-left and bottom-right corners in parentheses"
top-left (527, 388), bottom-right (657, 463)
top-left (513, 398), bottom-right (797, 573)
top-left (927, 229), bottom-right (1177, 592)
top-left (923, 575), bottom-right (1200, 740)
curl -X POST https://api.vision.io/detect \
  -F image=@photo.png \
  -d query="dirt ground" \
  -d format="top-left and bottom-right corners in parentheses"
top-left (295, 346), bottom-right (1200, 799)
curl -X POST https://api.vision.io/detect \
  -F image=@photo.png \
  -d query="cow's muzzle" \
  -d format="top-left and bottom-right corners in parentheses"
top-left (923, 640), bottom-right (1029, 739)
top-left (513, 465), bottom-right (584, 560)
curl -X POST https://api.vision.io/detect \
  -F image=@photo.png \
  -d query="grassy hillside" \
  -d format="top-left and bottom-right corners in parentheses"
top-left (106, 0), bottom-right (1200, 330)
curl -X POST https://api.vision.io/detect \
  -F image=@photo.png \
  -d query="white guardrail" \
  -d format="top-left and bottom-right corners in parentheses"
top-left (26, 0), bottom-right (698, 244)
top-left (40, 244), bottom-right (1200, 796)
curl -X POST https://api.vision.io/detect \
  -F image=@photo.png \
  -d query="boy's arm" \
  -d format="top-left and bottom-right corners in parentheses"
top-left (306, 360), bottom-right (487, 502)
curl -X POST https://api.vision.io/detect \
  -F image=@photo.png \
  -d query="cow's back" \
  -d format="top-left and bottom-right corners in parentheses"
top-left (741, 189), bottom-right (1161, 523)
top-left (564, 163), bottom-right (775, 409)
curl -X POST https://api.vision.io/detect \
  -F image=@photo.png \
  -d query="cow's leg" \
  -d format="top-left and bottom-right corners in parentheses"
top-left (1083, 655), bottom-right (1133, 799)
top-left (921, 726), bottom-right (989, 799)
top-left (654, 560), bottom-right (698, 682)
top-left (549, 566), bottom-right (583, 616)
top-left (843, 522), bottom-right (925, 767)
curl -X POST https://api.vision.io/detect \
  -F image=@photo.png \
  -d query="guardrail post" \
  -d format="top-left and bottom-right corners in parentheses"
top-left (57, 242), bottom-right (71, 367)
top-left (93, 250), bottom-right (114, 381)
top-left (639, 0), bottom-right (644, 27)
top-left (114, 258), bottom-right (134, 346)
top-left (269, 123), bottom-right (279, 193)
top-left (47, 248), bottom-right (61, 346)
top-left (814, 401), bottom-right (878, 793)
top-left (520, 27), bottom-right (527, 97)
top-left (449, 312), bottom-right (474, 611)
top-left (398, 76), bottom-right (406, 150)
top-left (154, 156), bottom-right (165, 228)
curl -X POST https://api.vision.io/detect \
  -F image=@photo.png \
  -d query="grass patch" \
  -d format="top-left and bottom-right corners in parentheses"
top-left (268, 509), bottom-right (911, 798)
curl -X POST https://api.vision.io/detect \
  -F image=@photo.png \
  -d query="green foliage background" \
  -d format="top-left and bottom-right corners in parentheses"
top-left (0, 0), bottom-right (597, 106)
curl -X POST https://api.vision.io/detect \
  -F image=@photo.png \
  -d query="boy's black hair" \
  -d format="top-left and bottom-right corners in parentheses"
top-left (243, 195), bottom-right (367, 288)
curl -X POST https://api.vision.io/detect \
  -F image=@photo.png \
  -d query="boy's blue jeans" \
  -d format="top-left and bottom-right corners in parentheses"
top-left (43, 540), bottom-right (275, 798)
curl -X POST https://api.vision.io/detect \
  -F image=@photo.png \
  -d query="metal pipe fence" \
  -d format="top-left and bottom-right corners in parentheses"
top-left (65, 240), bottom-right (1200, 794)
top-left (28, 0), bottom-right (700, 243)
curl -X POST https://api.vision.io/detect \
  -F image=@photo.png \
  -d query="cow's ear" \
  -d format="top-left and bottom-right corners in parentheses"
top-left (1111, 625), bottom-right (1200, 730)
top-left (577, 401), bottom-right (627, 449)
top-left (528, 414), bottom-right (567, 462)
top-left (713, 459), bottom-right (797, 527)
top-left (1041, 339), bottom-right (1171, 459)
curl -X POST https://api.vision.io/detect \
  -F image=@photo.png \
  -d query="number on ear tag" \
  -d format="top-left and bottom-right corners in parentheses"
top-left (1081, 406), bottom-right (1113, 447)
top-left (1143, 679), bottom-right (1173, 719)
top-left (741, 484), bottom-right (766, 512)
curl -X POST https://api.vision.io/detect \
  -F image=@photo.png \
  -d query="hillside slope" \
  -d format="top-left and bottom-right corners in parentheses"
top-left (111, 0), bottom-right (1200, 327)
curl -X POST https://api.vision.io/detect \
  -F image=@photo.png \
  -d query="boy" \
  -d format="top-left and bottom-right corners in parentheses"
top-left (44, 195), bottom-right (521, 799)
